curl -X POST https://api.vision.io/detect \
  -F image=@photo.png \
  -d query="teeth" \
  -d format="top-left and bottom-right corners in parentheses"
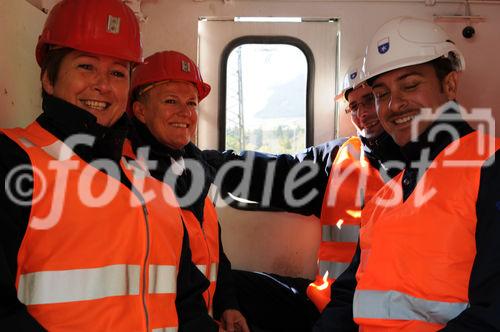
top-left (82, 100), bottom-right (108, 110)
top-left (394, 115), bottom-right (414, 125)
top-left (171, 123), bottom-right (188, 128)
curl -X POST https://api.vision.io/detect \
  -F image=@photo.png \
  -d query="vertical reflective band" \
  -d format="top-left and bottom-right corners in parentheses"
top-left (41, 139), bottom-right (75, 161)
top-left (149, 265), bottom-right (177, 294)
top-left (152, 327), bottom-right (178, 332)
top-left (322, 224), bottom-right (359, 243)
top-left (196, 264), bottom-right (207, 275)
top-left (319, 260), bottom-right (350, 279)
top-left (209, 263), bottom-right (218, 282)
top-left (18, 264), bottom-right (140, 305)
top-left (353, 290), bottom-right (469, 324)
top-left (19, 137), bottom-right (35, 148)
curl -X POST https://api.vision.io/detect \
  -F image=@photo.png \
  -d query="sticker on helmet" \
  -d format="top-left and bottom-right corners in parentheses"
top-left (107, 15), bottom-right (121, 34)
top-left (377, 37), bottom-right (390, 54)
top-left (181, 60), bottom-right (191, 73)
top-left (350, 71), bottom-right (357, 80)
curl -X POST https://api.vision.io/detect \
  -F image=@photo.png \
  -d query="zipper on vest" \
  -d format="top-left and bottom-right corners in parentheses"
top-left (121, 157), bottom-right (151, 331)
top-left (129, 183), bottom-right (151, 332)
top-left (201, 225), bottom-right (213, 313)
top-left (141, 202), bottom-right (150, 331)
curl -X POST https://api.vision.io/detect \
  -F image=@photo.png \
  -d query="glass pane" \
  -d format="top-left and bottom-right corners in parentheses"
top-left (225, 44), bottom-right (307, 154)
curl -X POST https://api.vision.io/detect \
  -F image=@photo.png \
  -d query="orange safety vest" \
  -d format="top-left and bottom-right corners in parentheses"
top-left (4, 122), bottom-right (183, 332)
top-left (307, 136), bottom-right (385, 312)
top-left (354, 132), bottom-right (499, 331)
top-left (182, 198), bottom-right (220, 316)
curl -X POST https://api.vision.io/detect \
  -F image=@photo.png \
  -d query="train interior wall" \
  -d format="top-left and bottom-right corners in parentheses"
top-left (2, 0), bottom-right (499, 278)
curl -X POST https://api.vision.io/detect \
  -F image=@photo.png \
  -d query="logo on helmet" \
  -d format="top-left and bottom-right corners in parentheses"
top-left (107, 15), bottom-right (121, 34)
top-left (377, 37), bottom-right (390, 54)
top-left (350, 71), bottom-right (357, 80)
top-left (181, 60), bottom-right (191, 73)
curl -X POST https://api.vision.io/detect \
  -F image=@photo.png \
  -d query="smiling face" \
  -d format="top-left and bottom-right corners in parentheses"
top-left (371, 63), bottom-right (458, 146)
top-left (347, 84), bottom-right (384, 139)
top-left (133, 81), bottom-right (199, 150)
top-left (42, 50), bottom-right (130, 127)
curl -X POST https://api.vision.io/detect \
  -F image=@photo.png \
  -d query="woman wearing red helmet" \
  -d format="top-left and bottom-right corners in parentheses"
top-left (0, 1), bottom-right (217, 331)
top-left (128, 51), bottom-right (249, 332)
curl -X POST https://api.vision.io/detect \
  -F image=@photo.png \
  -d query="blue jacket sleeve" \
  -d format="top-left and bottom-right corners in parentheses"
top-left (202, 138), bottom-right (347, 217)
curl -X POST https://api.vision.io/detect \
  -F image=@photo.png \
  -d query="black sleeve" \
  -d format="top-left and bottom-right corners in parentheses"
top-left (203, 138), bottom-right (346, 217)
top-left (313, 241), bottom-right (360, 332)
top-left (213, 224), bottom-right (240, 319)
top-left (440, 150), bottom-right (500, 331)
top-left (176, 222), bottom-right (219, 332)
top-left (0, 134), bottom-right (46, 331)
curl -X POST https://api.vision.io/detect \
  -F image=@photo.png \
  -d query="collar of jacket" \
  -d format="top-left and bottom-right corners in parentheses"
top-left (401, 107), bottom-right (474, 167)
top-left (361, 131), bottom-right (405, 179)
top-left (36, 94), bottom-right (129, 164)
top-left (129, 117), bottom-right (216, 222)
top-left (130, 116), bottom-right (185, 160)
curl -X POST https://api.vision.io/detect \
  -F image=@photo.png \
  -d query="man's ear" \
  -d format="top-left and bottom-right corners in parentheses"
top-left (41, 71), bottom-right (54, 95)
top-left (443, 71), bottom-right (459, 100)
top-left (133, 101), bottom-right (147, 123)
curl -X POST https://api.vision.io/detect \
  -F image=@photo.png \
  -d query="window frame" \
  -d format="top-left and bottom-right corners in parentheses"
top-left (218, 36), bottom-right (315, 151)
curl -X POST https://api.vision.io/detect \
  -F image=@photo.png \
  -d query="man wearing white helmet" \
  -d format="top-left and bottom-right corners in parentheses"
top-left (203, 57), bottom-right (403, 331)
top-left (315, 16), bottom-right (500, 332)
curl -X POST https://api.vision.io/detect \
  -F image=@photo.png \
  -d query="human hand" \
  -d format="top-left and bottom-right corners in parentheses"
top-left (221, 309), bottom-right (250, 332)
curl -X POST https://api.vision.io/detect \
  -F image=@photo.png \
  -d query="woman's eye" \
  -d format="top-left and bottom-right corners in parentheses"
top-left (187, 101), bottom-right (198, 107)
top-left (78, 64), bottom-right (93, 70)
top-left (111, 70), bottom-right (126, 78)
top-left (164, 99), bottom-right (176, 104)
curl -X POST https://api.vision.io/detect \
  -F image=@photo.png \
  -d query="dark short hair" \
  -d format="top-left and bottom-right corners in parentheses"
top-left (344, 88), bottom-right (353, 101)
top-left (40, 48), bottom-right (73, 86)
top-left (429, 53), bottom-right (456, 84)
top-left (40, 48), bottom-right (73, 98)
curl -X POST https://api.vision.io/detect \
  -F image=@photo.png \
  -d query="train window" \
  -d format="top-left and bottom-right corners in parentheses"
top-left (219, 37), bottom-right (314, 154)
top-left (224, 43), bottom-right (307, 153)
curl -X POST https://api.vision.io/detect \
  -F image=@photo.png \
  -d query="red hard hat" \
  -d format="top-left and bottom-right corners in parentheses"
top-left (36, 0), bottom-right (142, 66)
top-left (131, 51), bottom-right (211, 102)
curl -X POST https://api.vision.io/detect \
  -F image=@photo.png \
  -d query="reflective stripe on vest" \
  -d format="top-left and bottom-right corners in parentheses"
top-left (318, 260), bottom-right (350, 279)
top-left (322, 224), bottom-right (359, 243)
top-left (152, 328), bottom-right (178, 332)
top-left (195, 263), bottom-right (218, 282)
top-left (19, 263), bottom-right (176, 305)
top-left (18, 264), bottom-right (140, 305)
top-left (149, 265), bottom-right (177, 294)
top-left (355, 132), bottom-right (500, 330)
top-left (209, 262), bottom-right (218, 282)
top-left (353, 290), bottom-right (468, 324)
top-left (196, 264), bottom-right (207, 275)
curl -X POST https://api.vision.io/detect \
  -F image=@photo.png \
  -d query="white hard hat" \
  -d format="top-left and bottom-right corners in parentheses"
top-left (363, 16), bottom-right (465, 83)
top-left (335, 57), bottom-right (365, 101)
